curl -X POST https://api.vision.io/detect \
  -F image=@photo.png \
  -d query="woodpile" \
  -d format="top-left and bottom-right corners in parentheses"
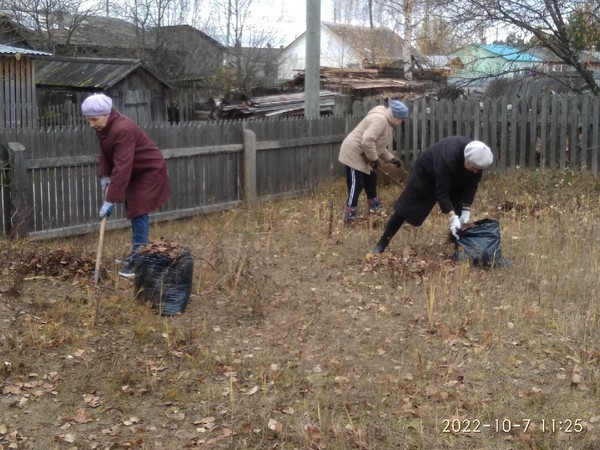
top-left (284, 67), bottom-right (443, 99)
top-left (218, 91), bottom-right (337, 119)
top-left (217, 66), bottom-right (446, 119)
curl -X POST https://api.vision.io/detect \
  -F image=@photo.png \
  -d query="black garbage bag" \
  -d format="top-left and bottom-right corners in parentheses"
top-left (134, 250), bottom-right (194, 316)
top-left (454, 218), bottom-right (511, 268)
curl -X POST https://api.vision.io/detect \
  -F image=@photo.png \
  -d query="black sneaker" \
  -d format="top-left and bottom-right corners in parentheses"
top-left (371, 243), bottom-right (386, 254)
top-left (118, 261), bottom-right (136, 279)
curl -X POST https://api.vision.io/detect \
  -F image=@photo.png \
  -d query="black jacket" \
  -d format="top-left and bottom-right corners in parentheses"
top-left (394, 136), bottom-right (483, 226)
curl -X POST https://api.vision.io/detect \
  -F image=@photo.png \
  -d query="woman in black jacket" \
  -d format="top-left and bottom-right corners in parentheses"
top-left (372, 136), bottom-right (493, 254)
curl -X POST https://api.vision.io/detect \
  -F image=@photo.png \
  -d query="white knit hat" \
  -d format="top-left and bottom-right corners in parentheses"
top-left (81, 93), bottom-right (113, 116)
top-left (464, 141), bottom-right (493, 169)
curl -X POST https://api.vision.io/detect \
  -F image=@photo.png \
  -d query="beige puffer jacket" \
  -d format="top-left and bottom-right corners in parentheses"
top-left (338, 105), bottom-right (398, 174)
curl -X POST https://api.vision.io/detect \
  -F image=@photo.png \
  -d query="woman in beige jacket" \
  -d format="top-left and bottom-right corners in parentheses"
top-left (338, 99), bottom-right (409, 223)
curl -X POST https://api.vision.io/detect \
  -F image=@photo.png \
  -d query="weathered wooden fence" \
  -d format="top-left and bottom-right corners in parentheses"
top-left (0, 116), bottom-right (358, 239)
top-left (1, 93), bottom-right (599, 240)
top-left (401, 94), bottom-right (600, 173)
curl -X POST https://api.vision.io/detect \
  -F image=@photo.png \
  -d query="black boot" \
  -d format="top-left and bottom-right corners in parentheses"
top-left (371, 242), bottom-right (386, 254)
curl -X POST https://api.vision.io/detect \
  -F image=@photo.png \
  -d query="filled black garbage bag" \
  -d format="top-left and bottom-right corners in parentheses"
top-left (134, 250), bottom-right (194, 316)
top-left (454, 218), bottom-right (511, 268)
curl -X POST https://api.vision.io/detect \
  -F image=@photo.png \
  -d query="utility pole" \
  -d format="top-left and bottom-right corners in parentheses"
top-left (305, 0), bottom-right (321, 118)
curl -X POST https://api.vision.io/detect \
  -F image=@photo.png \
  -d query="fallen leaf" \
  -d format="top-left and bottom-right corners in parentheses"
top-left (82, 394), bottom-right (101, 408)
top-left (305, 424), bottom-right (322, 442)
top-left (244, 386), bottom-right (259, 395)
top-left (123, 416), bottom-right (140, 426)
top-left (73, 408), bottom-right (93, 424)
top-left (268, 418), bottom-right (282, 433)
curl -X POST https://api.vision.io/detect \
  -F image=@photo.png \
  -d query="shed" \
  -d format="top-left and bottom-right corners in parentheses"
top-left (0, 44), bottom-right (51, 128)
top-left (35, 56), bottom-right (171, 125)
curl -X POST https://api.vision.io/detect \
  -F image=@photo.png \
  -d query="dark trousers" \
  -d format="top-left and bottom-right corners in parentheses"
top-left (376, 211), bottom-right (405, 250)
top-left (376, 200), bottom-right (464, 251)
top-left (345, 166), bottom-right (378, 207)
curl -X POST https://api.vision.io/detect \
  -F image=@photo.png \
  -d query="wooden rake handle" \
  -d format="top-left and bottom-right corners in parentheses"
top-left (93, 188), bottom-right (108, 284)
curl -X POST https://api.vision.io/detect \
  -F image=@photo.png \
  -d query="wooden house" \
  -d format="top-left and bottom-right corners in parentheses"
top-left (526, 47), bottom-right (600, 83)
top-left (2, 13), bottom-right (227, 122)
top-left (0, 13), bottom-right (35, 49)
top-left (448, 44), bottom-right (541, 93)
top-left (277, 22), bottom-right (422, 81)
top-left (150, 25), bottom-right (225, 82)
top-left (147, 25), bottom-right (226, 121)
top-left (35, 56), bottom-right (170, 125)
top-left (0, 43), bottom-right (51, 128)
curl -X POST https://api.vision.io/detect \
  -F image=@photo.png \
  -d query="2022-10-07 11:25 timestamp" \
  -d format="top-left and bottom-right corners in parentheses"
top-left (441, 418), bottom-right (585, 433)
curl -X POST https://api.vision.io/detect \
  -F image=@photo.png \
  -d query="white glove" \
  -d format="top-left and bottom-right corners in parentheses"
top-left (100, 176), bottom-right (111, 190)
top-left (449, 215), bottom-right (461, 240)
top-left (99, 201), bottom-right (114, 220)
top-left (459, 209), bottom-right (471, 225)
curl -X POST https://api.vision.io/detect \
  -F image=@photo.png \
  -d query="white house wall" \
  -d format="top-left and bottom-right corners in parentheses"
top-left (277, 27), bottom-right (364, 81)
top-left (278, 38), bottom-right (307, 81)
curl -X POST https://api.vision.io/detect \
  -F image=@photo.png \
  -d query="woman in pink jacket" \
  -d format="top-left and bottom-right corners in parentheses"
top-left (81, 93), bottom-right (170, 278)
top-left (338, 99), bottom-right (409, 224)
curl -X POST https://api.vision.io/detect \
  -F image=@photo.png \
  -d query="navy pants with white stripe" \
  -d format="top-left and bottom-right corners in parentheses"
top-left (345, 166), bottom-right (378, 207)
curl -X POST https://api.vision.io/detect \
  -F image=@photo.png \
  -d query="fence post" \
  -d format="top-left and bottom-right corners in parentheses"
top-left (6, 142), bottom-right (31, 239)
top-left (1, 144), bottom-right (8, 237)
top-left (242, 127), bottom-right (257, 205)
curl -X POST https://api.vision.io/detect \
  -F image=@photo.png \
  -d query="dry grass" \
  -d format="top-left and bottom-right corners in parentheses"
top-left (1, 169), bottom-right (600, 450)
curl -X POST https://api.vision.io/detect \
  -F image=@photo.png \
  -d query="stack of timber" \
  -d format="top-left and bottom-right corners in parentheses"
top-left (219, 91), bottom-right (337, 119)
top-left (284, 67), bottom-right (443, 99)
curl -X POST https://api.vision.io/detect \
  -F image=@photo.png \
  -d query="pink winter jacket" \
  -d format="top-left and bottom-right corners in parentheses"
top-left (338, 105), bottom-right (398, 174)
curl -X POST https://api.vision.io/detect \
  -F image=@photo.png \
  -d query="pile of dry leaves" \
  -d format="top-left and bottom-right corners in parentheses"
top-left (136, 239), bottom-right (189, 258)
top-left (0, 244), bottom-right (103, 297)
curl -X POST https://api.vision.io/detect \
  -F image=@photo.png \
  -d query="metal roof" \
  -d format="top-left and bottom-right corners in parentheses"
top-left (0, 43), bottom-right (51, 57)
top-left (483, 44), bottom-right (540, 62)
top-left (35, 57), bottom-right (168, 89)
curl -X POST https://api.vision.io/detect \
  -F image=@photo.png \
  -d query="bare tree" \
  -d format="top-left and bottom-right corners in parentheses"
top-left (205, 0), bottom-right (284, 95)
top-left (443, 0), bottom-right (600, 94)
top-left (1, 0), bottom-right (103, 52)
top-left (116, 0), bottom-right (192, 44)
top-left (414, 1), bottom-right (470, 54)
top-left (333, 0), bottom-right (359, 23)
top-left (328, 0), bottom-right (434, 80)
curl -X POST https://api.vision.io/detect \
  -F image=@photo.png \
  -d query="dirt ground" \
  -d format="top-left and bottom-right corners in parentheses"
top-left (1, 172), bottom-right (600, 450)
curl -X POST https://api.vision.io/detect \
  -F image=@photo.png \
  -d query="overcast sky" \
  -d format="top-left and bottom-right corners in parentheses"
top-left (250, 0), bottom-right (333, 23)
top-left (246, 0), bottom-right (334, 46)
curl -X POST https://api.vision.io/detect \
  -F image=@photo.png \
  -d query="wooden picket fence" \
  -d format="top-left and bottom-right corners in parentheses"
top-left (0, 116), bottom-right (357, 239)
top-left (1, 93), bottom-right (599, 239)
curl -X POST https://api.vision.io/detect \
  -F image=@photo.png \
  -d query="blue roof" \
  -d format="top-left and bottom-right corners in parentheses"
top-left (482, 44), bottom-right (539, 62)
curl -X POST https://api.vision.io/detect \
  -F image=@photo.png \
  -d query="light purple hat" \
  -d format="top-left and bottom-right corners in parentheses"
top-left (81, 93), bottom-right (113, 116)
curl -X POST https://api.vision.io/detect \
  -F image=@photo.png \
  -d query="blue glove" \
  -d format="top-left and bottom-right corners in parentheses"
top-left (449, 215), bottom-right (461, 240)
top-left (99, 201), bottom-right (114, 220)
top-left (100, 176), bottom-right (111, 190)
